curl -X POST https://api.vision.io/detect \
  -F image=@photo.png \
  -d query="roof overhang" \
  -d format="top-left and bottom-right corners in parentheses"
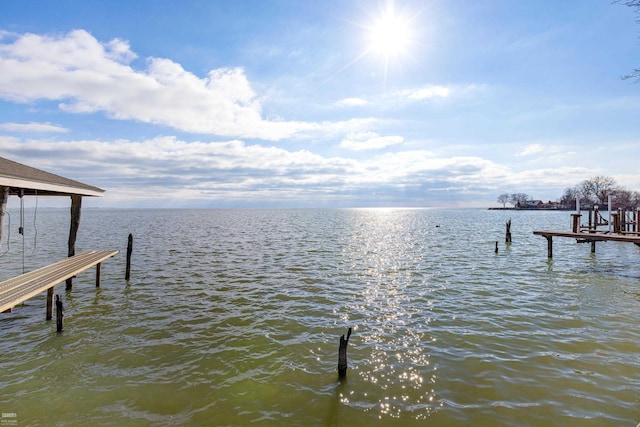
top-left (0, 176), bottom-right (104, 197)
top-left (0, 156), bottom-right (105, 197)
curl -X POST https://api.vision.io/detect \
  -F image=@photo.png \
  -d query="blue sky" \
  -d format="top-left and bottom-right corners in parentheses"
top-left (0, 0), bottom-right (638, 208)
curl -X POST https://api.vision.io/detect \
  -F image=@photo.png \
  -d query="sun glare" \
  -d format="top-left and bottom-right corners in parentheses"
top-left (368, 9), bottom-right (411, 59)
top-left (336, 1), bottom-right (420, 83)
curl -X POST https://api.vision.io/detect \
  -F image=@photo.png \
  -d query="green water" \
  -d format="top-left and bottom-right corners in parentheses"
top-left (1, 208), bottom-right (640, 426)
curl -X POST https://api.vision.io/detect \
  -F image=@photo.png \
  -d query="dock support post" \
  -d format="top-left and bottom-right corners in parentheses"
top-left (0, 186), bottom-right (8, 247)
top-left (95, 263), bottom-right (102, 287)
top-left (66, 195), bottom-right (82, 290)
top-left (608, 195), bottom-right (613, 233)
top-left (125, 233), bottom-right (133, 281)
top-left (545, 235), bottom-right (553, 258)
top-left (46, 288), bottom-right (54, 320)
top-left (591, 241), bottom-right (596, 253)
top-left (55, 295), bottom-right (64, 332)
top-left (338, 327), bottom-right (352, 380)
top-left (612, 212), bottom-right (620, 234)
top-left (571, 214), bottom-right (581, 233)
top-left (505, 219), bottom-right (512, 244)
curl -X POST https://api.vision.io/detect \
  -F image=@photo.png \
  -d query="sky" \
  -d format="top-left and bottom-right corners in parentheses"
top-left (0, 0), bottom-right (639, 208)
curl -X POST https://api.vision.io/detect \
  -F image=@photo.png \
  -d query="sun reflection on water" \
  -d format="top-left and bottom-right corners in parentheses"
top-left (337, 209), bottom-right (439, 420)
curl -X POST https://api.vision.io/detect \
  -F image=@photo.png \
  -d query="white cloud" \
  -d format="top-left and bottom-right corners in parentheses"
top-left (335, 97), bottom-right (368, 107)
top-left (0, 30), bottom-right (422, 145)
top-left (361, 152), bottom-right (511, 186)
top-left (514, 167), bottom-right (592, 186)
top-left (517, 143), bottom-right (545, 156)
top-left (104, 38), bottom-right (137, 63)
top-left (2, 135), bottom-right (628, 207)
top-left (392, 84), bottom-right (486, 103)
top-left (0, 30), bottom-right (310, 140)
top-left (0, 122), bottom-right (68, 133)
top-left (405, 85), bottom-right (450, 100)
top-left (340, 131), bottom-right (404, 151)
top-left (516, 142), bottom-right (567, 158)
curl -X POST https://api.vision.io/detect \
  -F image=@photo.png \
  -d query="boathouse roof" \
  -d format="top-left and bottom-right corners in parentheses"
top-left (0, 156), bottom-right (104, 197)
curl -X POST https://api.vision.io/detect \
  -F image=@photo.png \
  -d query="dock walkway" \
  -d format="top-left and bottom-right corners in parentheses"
top-left (533, 230), bottom-right (640, 258)
top-left (0, 250), bottom-right (119, 317)
top-left (533, 230), bottom-right (640, 243)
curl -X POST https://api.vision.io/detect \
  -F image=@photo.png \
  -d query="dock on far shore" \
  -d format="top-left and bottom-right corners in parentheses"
top-left (533, 205), bottom-right (640, 258)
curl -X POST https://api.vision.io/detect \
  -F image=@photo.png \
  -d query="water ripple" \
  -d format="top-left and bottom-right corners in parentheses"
top-left (2, 208), bottom-right (640, 425)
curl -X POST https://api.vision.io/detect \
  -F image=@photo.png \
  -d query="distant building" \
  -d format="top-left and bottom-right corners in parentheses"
top-left (524, 200), bottom-right (544, 208)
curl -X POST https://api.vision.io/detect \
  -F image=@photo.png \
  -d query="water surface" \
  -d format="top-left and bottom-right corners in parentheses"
top-left (1, 208), bottom-right (640, 426)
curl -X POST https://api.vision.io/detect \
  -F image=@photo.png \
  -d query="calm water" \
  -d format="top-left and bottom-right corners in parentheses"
top-left (1, 208), bottom-right (640, 426)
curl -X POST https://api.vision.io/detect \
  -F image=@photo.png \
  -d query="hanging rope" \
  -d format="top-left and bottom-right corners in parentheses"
top-left (19, 190), bottom-right (25, 274)
top-left (32, 189), bottom-right (38, 254)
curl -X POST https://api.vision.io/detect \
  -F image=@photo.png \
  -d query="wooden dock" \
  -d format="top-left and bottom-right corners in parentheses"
top-left (533, 206), bottom-right (640, 258)
top-left (533, 230), bottom-right (640, 243)
top-left (0, 250), bottom-right (119, 318)
top-left (533, 230), bottom-right (640, 258)
top-left (1, 157), bottom-right (122, 329)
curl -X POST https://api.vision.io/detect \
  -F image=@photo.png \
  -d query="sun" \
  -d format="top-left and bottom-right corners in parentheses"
top-left (335, 1), bottom-right (420, 83)
top-left (367, 7), bottom-right (412, 60)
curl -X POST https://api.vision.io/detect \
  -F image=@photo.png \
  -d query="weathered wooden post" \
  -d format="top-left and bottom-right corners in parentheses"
top-left (505, 219), bottom-right (512, 244)
top-left (571, 214), bottom-right (581, 233)
top-left (612, 212), bottom-right (620, 234)
top-left (338, 327), bottom-right (352, 380)
top-left (608, 195), bottom-right (613, 233)
top-left (46, 288), bottom-right (53, 320)
top-left (55, 295), bottom-right (64, 332)
top-left (0, 186), bottom-right (12, 312)
top-left (0, 186), bottom-right (8, 246)
top-left (66, 195), bottom-right (82, 290)
top-left (125, 233), bottom-right (133, 281)
top-left (545, 235), bottom-right (553, 258)
top-left (95, 263), bottom-right (102, 287)
top-left (495, 241), bottom-right (498, 253)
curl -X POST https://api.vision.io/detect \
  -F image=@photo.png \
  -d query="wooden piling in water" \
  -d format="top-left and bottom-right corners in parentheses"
top-left (46, 288), bottom-right (53, 320)
top-left (95, 263), bottom-right (102, 287)
top-left (338, 327), bottom-right (352, 380)
top-left (612, 212), bottom-right (620, 234)
top-left (125, 233), bottom-right (133, 281)
top-left (545, 235), bottom-right (553, 258)
top-left (505, 219), bottom-right (512, 244)
top-left (0, 186), bottom-right (8, 246)
top-left (55, 295), bottom-right (64, 332)
top-left (66, 195), bottom-right (82, 290)
top-left (571, 214), bottom-right (581, 233)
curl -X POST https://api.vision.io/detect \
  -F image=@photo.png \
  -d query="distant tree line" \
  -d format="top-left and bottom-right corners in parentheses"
top-left (560, 176), bottom-right (640, 208)
top-left (497, 176), bottom-right (640, 209)
top-left (497, 193), bottom-right (529, 208)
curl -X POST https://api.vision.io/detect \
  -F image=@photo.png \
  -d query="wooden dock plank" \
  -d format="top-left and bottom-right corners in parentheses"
top-left (0, 250), bottom-right (119, 313)
top-left (1, 251), bottom-right (102, 293)
top-left (0, 251), bottom-right (113, 294)
top-left (533, 230), bottom-right (640, 243)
